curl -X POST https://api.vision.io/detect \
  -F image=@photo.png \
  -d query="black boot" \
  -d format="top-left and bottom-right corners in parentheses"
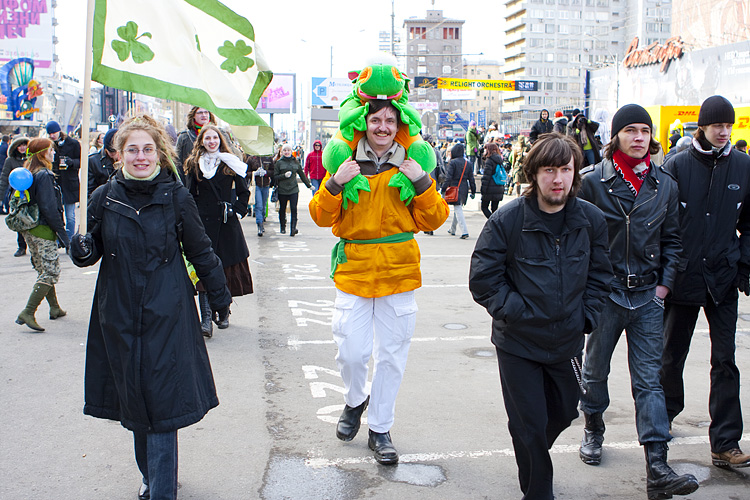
top-left (198, 291), bottom-right (213, 338)
top-left (290, 219), bottom-right (298, 237)
top-left (580, 412), bottom-right (605, 465)
top-left (280, 221), bottom-right (286, 234)
top-left (644, 442), bottom-right (699, 500)
top-left (336, 396), bottom-right (369, 441)
top-left (257, 222), bottom-right (263, 237)
top-left (368, 430), bottom-right (399, 465)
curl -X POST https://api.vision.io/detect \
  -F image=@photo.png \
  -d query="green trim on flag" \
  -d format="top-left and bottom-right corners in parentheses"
top-left (249, 70), bottom-right (273, 106)
top-left (183, 0), bottom-right (255, 41)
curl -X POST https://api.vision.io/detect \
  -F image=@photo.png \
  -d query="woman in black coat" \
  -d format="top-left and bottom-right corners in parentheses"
top-left (440, 143), bottom-right (476, 239)
top-left (479, 142), bottom-right (506, 218)
top-left (0, 136), bottom-right (31, 256)
top-left (184, 124), bottom-right (252, 336)
top-left (70, 115), bottom-right (231, 500)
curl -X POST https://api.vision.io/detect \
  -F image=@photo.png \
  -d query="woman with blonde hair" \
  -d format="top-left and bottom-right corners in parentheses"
top-left (89, 132), bottom-right (104, 154)
top-left (69, 115), bottom-right (230, 500)
top-left (15, 138), bottom-right (69, 331)
top-left (184, 124), bottom-right (252, 335)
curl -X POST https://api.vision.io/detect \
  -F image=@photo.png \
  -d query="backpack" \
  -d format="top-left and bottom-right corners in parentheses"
top-left (492, 163), bottom-right (507, 185)
top-left (5, 190), bottom-right (40, 232)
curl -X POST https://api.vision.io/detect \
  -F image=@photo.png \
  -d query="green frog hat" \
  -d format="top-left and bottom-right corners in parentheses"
top-left (322, 60), bottom-right (436, 208)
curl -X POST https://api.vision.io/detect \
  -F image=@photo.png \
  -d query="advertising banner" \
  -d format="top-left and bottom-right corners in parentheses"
top-left (257, 73), bottom-right (296, 114)
top-left (311, 77), bottom-right (351, 107)
top-left (0, 0), bottom-right (54, 77)
top-left (441, 88), bottom-right (475, 101)
top-left (438, 77), bottom-right (538, 92)
top-left (412, 101), bottom-right (438, 110)
top-left (439, 111), bottom-right (469, 128)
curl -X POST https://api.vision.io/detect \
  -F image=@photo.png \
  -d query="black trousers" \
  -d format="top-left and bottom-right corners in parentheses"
top-left (278, 192), bottom-right (299, 228)
top-left (481, 196), bottom-right (502, 219)
top-left (497, 348), bottom-right (580, 500)
top-left (661, 290), bottom-right (743, 453)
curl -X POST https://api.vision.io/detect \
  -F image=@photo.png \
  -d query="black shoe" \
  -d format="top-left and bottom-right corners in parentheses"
top-left (460, 234), bottom-right (469, 239)
top-left (257, 222), bottom-right (264, 237)
top-left (336, 396), bottom-right (369, 441)
top-left (368, 430), bottom-right (399, 465)
top-left (645, 442), bottom-right (699, 499)
top-left (198, 292), bottom-right (213, 338)
top-left (447, 230), bottom-right (455, 236)
top-left (213, 307), bottom-right (230, 329)
top-left (580, 413), bottom-right (605, 466)
top-left (14, 248), bottom-right (26, 257)
top-left (138, 482), bottom-right (150, 500)
top-left (425, 231), bottom-right (434, 235)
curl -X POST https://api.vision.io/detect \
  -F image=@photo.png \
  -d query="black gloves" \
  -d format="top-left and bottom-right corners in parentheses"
top-left (70, 233), bottom-right (94, 259)
top-left (736, 264), bottom-right (750, 296)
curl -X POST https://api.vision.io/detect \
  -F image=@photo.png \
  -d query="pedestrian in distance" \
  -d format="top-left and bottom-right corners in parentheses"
top-left (529, 108), bottom-right (553, 144)
top-left (0, 135), bottom-right (30, 256)
top-left (274, 143), bottom-right (312, 236)
top-left (467, 120), bottom-right (481, 174)
top-left (175, 106), bottom-right (216, 184)
top-left (0, 134), bottom-right (9, 214)
top-left (89, 132), bottom-right (104, 154)
top-left (660, 95), bottom-right (750, 469)
top-left (69, 115), bottom-right (231, 500)
top-left (248, 154), bottom-right (273, 236)
top-left (304, 140), bottom-right (325, 195)
top-left (184, 124), bottom-right (253, 337)
top-left (309, 98), bottom-right (449, 465)
top-left (441, 143), bottom-right (476, 239)
top-left (577, 104), bottom-right (699, 499)
top-left (508, 135), bottom-right (530, 196)
top-left (423, 134), bottom-right (445, 235)
top-left (479, 142), bottom-right (505, 218)
top-left (46, 120), bottom-right (81, 242)
top-left (87, 127), bottom-right (119, 198)
top-left (469, 133), bottom-right (613, 500)
top-left (14, 138), bottom-right (69, 332)
top-left (567, 113), bottom-right (601, 167)
top-left (736, 139), bottom-right (748, 154)
top-left (552, 110), bottom-right (568, 135)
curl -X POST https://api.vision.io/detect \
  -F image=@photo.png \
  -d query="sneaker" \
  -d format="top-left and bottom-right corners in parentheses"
top-left (460, 234), bottom-right (469, 239)
top-left (711, 448), bottom-right (750, 468)
top-left (13, 248), bottom-right (26, 257)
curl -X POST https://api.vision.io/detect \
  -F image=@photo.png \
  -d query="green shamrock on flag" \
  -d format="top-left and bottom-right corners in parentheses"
top-left (218, 40), bottom-right (255, 73)
top-left (112, 21), bottom-right (155, 63)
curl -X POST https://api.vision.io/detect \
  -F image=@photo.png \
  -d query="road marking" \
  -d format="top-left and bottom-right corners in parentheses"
top-left (304, 433), bottom-right (750, 468)
top-left (288, 335), bottom-right (486, 347)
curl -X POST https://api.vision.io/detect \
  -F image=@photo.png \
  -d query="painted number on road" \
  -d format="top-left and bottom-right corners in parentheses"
top-left (282, 263), bottom-right (324, 281)
top-left (303, 364), bottom-right (369, 424)
top-left (287, 299), bottom-right (334, 327)
top-left (277, 240), bottom-right (309, 252)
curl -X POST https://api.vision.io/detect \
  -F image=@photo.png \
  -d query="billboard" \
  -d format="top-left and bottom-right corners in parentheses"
top-left (256, 73), bottom-right (296, 114)
top-left (311, 77), bottom-right (351, 107)
top-left (0, 0), bottom-right (54, 77)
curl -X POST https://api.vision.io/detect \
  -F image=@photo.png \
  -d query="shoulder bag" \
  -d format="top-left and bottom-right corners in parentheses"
top-left (5, 190), bottom-right (40, 232)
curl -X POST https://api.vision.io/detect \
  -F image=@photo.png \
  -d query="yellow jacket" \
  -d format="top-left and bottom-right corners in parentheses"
top-left (309, 170), bottom-right (449, 298)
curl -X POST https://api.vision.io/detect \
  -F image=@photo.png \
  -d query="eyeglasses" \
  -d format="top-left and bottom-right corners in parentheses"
top-left (124, 146), bottom-right (157, 156)
top-left (195, 111), bottom-right (210, 116)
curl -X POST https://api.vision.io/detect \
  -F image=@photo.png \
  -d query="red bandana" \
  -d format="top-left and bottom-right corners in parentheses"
top-left (612, 149), bottom-right (651, 196)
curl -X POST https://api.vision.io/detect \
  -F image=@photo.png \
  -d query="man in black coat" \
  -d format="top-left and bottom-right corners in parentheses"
top-left (661, 95), bottom-right (750, 469)
top-left (529, 109), bottom-right (553, 144)
top-left (87, 128), bottom-right (119, 198)
top-left (576, 104), bottom-right (698, 499)
top-left (469, 134), bottom-right (612, 500)
top-left (47, 120), bottom-right (81, 241)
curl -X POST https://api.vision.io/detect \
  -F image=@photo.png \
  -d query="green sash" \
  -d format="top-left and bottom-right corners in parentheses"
top-left (330, 232), bottom-right (415, 278)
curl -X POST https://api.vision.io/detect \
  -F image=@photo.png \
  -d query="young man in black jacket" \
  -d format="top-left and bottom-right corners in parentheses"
top-left (577, 104), bottom-right (698, 500)
top-left (661, 95), bottom-right (750, 469)
top-left (469, 134), bottom-right (612, 500)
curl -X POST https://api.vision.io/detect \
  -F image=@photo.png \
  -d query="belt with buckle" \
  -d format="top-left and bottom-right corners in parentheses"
top-left (614, 272), bottom-right (658, 289)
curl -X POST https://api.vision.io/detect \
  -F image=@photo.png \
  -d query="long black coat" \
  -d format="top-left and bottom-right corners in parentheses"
top-left (663, 144), bottom-right (750, 305)
top-left (441, 157), bottom-right (476, 206)
top-left (72, 169), bottom-right (231, 433)
top-left (186, 165), bottom-right (250, 268)
top-left (51, 134), bottom-right (81, 204)
top-left (87, 148), bottom-right (117, 198)
top-left (480, 154), bottom-right (507, 202)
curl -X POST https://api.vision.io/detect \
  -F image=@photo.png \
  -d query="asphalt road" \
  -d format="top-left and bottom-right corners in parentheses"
top-left (2, 186), bottom-right (749, 499)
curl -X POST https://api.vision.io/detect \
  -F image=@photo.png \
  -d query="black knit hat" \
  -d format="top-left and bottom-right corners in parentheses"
top-left (698, 95), bottom-right (735, 126)
top-left (610, 104), bottom-right (653, 139)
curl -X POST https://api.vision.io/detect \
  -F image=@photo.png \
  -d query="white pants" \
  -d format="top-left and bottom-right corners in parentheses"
top-left (332, 289), bottom-right (418, 433)
top-left (449, 204), bottom-right (469, 236)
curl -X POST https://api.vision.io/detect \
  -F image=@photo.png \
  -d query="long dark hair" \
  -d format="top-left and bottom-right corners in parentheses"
top-left (483, 142), bottom-right (500, 158)
top-left (183, 125), bottom-right (236, 179)
top-left (522, 133), bottom-right (583, 199)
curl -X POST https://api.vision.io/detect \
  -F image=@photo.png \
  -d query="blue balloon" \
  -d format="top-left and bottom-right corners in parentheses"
top-left (9, 167), bottom-right (33, 192)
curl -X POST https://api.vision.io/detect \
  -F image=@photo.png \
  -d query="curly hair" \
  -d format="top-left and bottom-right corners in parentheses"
top-left (24, 138), bottom-right (54, 174)
top-left (113, 114), bottom-right (176, 171)
top-left (183, 125), bottom-right (237, 179)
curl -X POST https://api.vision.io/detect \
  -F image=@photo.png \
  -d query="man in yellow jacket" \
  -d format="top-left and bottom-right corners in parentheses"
top-left (309, 99), bottom-right (449, 464)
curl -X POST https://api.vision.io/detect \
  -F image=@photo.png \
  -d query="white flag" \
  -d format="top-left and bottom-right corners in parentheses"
top-left (92, 0), bottom-right (274, 154)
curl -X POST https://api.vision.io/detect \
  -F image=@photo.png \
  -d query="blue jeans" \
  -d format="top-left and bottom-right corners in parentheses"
top-left (134, 430), bottom-right (178, 500)
top-left (311, 178), bottom-right (322, 195)
top-left (254, 186), bottom-right (269, 224)
top-left (583, 149), bottom-right (596, 166)
top-left (580, 297), bottom-right (671, 443)
top-left (63, 203), bottom-right (76, 241)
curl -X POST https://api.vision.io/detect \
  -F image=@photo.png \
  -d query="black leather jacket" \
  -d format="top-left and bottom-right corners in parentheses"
top-left (88, 148), bottom-right (117, 198)
top-left (579, 158), bottom-right (681, 293)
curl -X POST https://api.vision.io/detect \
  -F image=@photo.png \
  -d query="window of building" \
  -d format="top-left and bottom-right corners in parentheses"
top-left (559, 11), bottom-right (569, 19)
top-left (443, 27), bottom-right (460, 39)
top-left (570, 25), bottom-right (581, 35)
top-left (529, 53), bottom-right (542, 62)
top-left (545, 67), bottom-right (555, 76)
top-left (558, 24), bottom-right (570, 34)
top-left (418, 56), bottom-right (426, 62)
top-left (545, 24), bottom-right (555, 34)
top-left (596, 11), bottom-right (608, 21)
top-left (558, 39), bottom-right (569, 49)
top-left (409, 27), bottom-right (426, 40)
top-left (558, 68), bottom-right (568, 77)
top-left (596, 0), bottom-right (609, 6)
top-left (584, 11), bottom-right (595, 20)
top-left (546, 10), bottom-right (555, 17)
top-left (418, 66), bottom-right (427, 74)
top-left (544, 82), bottom-right (554, 91)
top-left (558, 53), bottom-right (569, 63)
top-left (418, 44), bottom-right (428, 53)
top-left (557, 82), bottom-right (568, 91)
top-left (546, 53), bottom-right (554, 62)
top-left (570, 83), bottom-right (581, 93)
top-left (559, 0), bottom-right (569, 4)
top-left (530, 24), bottom-right (544, 33)
top-left (545, 38), bottom-right (555, 48)
top-left (544, 97), bottom-right (554, 105)
top-left (529, 96), bottom-right (542, 105)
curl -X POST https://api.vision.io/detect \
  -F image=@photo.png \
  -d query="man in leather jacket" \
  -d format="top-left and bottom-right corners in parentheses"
top-left (660, 95), bottom-right (750, 469)
top-left (577, 104), bottom-right (698, 500)
top-left (87, 128), bottom-right (119, 198)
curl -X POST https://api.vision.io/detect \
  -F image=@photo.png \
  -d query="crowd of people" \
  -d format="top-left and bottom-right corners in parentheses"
top-left (3, 87), bottom-right (750, 500)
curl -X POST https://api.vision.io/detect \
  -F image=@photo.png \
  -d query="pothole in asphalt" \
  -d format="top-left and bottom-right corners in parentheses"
top-left (671, 462), bottom-right (712, 483)
top-left (261, 455), bottom-right (368, 500)
top-left (379, 463), bottom-right (447, 487)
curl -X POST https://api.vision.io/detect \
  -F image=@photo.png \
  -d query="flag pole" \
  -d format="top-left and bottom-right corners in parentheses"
top-left (79, 0), bottom-right (96, 234)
